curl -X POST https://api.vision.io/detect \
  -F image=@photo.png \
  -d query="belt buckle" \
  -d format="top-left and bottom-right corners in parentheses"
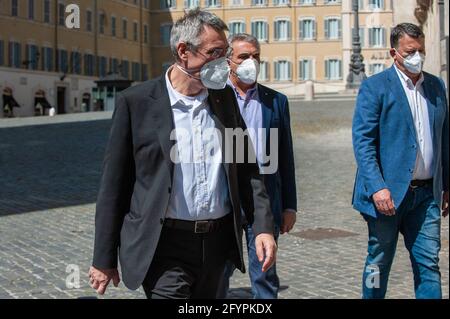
top-left (410, 183), bottom-right (419, 189)
top-left (195, 221), bottom-right (210, 233)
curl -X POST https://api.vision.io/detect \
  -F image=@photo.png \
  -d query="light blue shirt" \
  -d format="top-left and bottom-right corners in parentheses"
top-left (165, 68), bottom-right (231, 221)
top-left (228, 80), bottom-right (264, 167)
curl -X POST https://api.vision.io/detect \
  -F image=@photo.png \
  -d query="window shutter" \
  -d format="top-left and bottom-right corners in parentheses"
top-left (274, 21), bottom-right (278, 41)
top-left (313, 20), bottom-right (317, 39)
top-left (325, 19), bottom-right (329, 39)
top-left (299, 20), bottom-right (304, 39)
top-left (325, 60), bottom-right (329, 79)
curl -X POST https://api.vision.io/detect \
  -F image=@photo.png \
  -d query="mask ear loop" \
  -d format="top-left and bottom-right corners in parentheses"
top-left (175, 63), bottom-right (202, 81)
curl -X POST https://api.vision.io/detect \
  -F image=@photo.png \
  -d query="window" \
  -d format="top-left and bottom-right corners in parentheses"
top-left (111, 16), bottom-right (117, 36)
top-left (358, 0), bottom-right (365, 9)
top-left (230, 0), bottom-right (243, 5)
top-left (0, 40), bottom-right (4, 66)
top-left (41, 47), bottom-right (53, 71)
top-left (352, 27), bottom-right (365, 47)
top-left (368, 0), bottom-right (384, 10)
top-left (98, 56), bottom-right (107, 77)
top-left (369, 27), bottom-right (386, 47)
top-left (26, 44), bottom-right (39, 70)
top-left (122, 19), bottom-right (128, 39)
top-left (160, 0), bottom-right (176, 9)
top-left (132, 62), bottom-right (141, 81)
top-left (299, 0), bottom-right (316, 5)
top-left (133, 22), bottom-right (139, 41)
top-left (144, 25), bottom-right (149, 43)
top-left (44, 0), bottom-right (51, 23)
top-left (144, 0), bottom-right (149, 8)
top-left (142, 64), bottom-right (148, 81)
top-left (369, 63), bottom-right (385, 75)
top-left (160, 24), bottom-right (172, 46)
top-left (184, 0), bottom-right (199, 8)
top-left (110, 58), bottom-right (119, 74)
top-left (257, 61), bottom-right (268, 82)
top-left (324, 0), bottom-right (341, 4)
top-left (84, 53), bottom-right (94, 76)
top-left (99, 13), bottom-right (106, 34)
top-left (273, 0), bottom-right (289, 5)
top-left (275, 60), bottom-right (291, 81)
top-left (70, 51), bottom-right (81, 74)
top-left (299, 59), bottom-right (313, 80)
top-left (299, 19), bottom-right (316, 40)
top-left (251, 0), bottom-right (266, 5)
top-left (59, 3), bottom-right (65, 26)
top-left (121, 60), bottom-right (129, 79)
top-left (205, 0), bottom-right (221, 7)
top-left (325, 18), bottom-right (341, 39)
top-left (251, 21), bottom-right (268, 41)
top-left (229, 21), bottom-right (245, 35)
top-left (325, 59), bottom-right (342, 80)
top-left (8, 42), bottom-right (21, 68)
top-left (11, 0), bottom-right (18, 16)
top-left (57, 49), bottom-right (68, 72)
top-left (274, 19), bottom-right (291, 41)
top-left (28, 0), bottom-right (34, 20)
top-left (86, 10), bottom-right (92, 32)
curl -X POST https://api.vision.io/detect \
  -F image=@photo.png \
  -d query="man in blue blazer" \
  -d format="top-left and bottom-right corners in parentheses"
top-left (217, 33), bottom-right (298, 299)
top-left (352, 23), bottom-right (449, 299)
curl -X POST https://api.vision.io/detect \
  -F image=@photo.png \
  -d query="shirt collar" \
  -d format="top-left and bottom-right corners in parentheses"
top-left (227, 79), bottom-right (258, 102)
top-left (165, 66), bottom-right (208, 108)
top-left (394, 64), bottom-right (424, 88)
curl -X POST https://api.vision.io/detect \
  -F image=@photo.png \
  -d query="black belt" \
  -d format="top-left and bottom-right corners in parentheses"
top-left (410, 179), bottom-right (433, 189)
top-left (163, 213), bottom-right (233, 234)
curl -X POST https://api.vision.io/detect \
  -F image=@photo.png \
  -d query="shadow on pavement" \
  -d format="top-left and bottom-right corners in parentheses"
top-left (0, 119), bottom-right (112, 216)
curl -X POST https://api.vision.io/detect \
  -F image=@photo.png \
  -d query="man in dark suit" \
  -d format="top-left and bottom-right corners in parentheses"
top-left (352, 23), bottom-right (449, 299)
top-left (217, 34), bottom-right (297, 299)
top-left (88, 9), bottom-right (277, 299)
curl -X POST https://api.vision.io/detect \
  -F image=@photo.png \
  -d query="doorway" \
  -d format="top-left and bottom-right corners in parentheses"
top-left (57, 87), bottom-right (66, 114)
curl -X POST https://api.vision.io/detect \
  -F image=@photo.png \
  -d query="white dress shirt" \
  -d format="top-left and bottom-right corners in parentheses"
top-left (395, 65), bottom-right (434, 180)
top-left (165, 68), bottom-right (231, 221)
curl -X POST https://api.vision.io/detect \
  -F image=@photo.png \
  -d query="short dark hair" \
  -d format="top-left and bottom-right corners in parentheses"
top-left (390, 23), bottom-right (425, 49)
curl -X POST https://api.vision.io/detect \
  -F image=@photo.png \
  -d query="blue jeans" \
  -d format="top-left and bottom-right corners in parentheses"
top-left (362, 185), bottom-right (442, 299)
top-left (217, 224), bottom-right (280, 299)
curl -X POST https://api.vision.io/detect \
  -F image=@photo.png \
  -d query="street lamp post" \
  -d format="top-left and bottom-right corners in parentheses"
top-left (346, 0), bottom-right (366, 90)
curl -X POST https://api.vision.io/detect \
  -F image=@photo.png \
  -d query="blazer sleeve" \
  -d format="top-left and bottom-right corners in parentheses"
top-left (279, 95), bottom-right (298, 212)
top-left (92, 93), bottom-right (135, 269)
top-left (439, 78), bottom-right (449, 192)
top-left (352, 80), bottom-right (387, 196)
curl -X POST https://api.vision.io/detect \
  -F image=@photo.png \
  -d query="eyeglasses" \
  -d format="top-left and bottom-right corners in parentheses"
top-left (198, 46), bottom-right (231, 59)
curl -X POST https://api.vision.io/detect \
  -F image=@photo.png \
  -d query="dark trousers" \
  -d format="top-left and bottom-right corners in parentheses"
top-left (142, 215), bottom-right (235, 299)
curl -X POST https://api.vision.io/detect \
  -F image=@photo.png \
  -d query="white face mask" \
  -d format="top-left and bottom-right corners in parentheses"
top-left (234, 58), bottom-right (260, 85)
top-left (396, 50), bottom-right (425, 74)
top-left (199, 57), bottom-right (231, 90)
top-left (177, 57), bottom-right (230, 90)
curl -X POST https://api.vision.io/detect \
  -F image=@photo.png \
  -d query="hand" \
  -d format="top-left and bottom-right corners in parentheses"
top-left (373, 188), bottom-right (396, 216)
top-left (88, 266), bottom-right (120, 295)
top-left (442, 191), bottom-right (449, 218)
top-left (280, 211), bottom-right (297, 234)
top-left (255, 233), bottom-right (277, 273)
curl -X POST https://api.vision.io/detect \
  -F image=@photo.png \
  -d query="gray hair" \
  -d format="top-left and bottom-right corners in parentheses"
top-left (170, 8), bottom-right (228, 61)
top-left (227, 33), bottom-right (260, 57)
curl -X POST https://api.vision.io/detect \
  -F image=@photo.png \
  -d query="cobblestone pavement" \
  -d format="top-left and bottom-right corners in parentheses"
top-left (0, 101), bottom-right (448, 299)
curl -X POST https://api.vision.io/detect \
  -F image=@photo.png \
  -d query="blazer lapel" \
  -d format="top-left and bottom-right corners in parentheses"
top-left (387, 66), bottom-right (417, 140)
top-left (258, 85), bottom-right (273, 148)
top-left (149, 76), bottom-right (175, 181)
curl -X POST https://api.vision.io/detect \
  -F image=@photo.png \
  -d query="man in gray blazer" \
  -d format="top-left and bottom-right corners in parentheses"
top-left (88, 9), bottom-right (277, 299)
